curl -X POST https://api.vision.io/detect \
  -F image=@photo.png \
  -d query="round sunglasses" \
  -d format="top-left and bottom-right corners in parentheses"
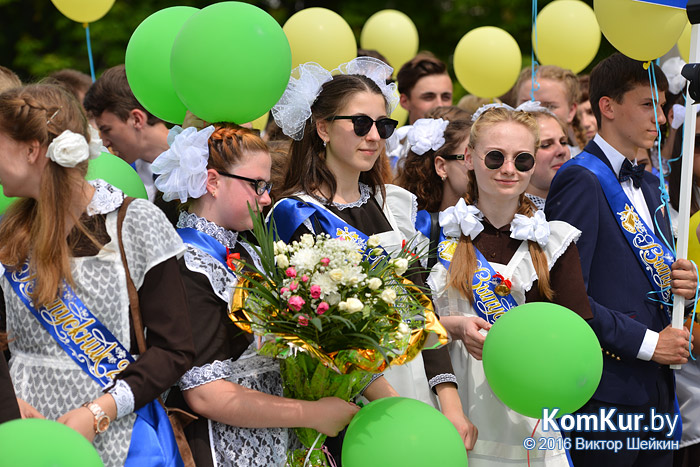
top-left (480, 150), bottom-right (535, 172)
top-left (328, 115), bottom-right (399, 139)
top-left (217, 171), bottom-right (272, 196)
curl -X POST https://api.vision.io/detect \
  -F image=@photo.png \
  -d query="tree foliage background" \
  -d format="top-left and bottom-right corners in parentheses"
top-left (0, 0), bottom-right (613, 99)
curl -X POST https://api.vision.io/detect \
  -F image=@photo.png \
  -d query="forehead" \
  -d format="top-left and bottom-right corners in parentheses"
top-left (620, 83), bottom-right (661, 103)
top-left (538, 116), bottom-right (566, 137)
top-left (337, 91), bottom-right (387, 116)
top-left (477, 121), bottom-right (536, 149)
top-left (518, 78), bottom-right (568, 104)
top-left (410, 74), bottom-right (453, 96)
top-left (95, 110), bottom-right (125, 128)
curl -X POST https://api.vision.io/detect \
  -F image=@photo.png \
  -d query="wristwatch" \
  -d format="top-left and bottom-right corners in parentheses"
top-left (82, 401), bottom-right (110, 434)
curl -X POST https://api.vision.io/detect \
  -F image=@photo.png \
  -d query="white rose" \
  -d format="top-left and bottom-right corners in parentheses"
top-left (392, 258), bottom-right (409, 276)
top-left (367, 235), bottom-right (380, 248)
top-left (329, 268), bottom-right (344, 282)
top-left (345, 297), bottom-right (364, 313)
top-left (397, 321), bottom-right (411, 339)
top-left (274, 241), bottom-right (288, 255)
top-left (46, 130), bottom-right (90, 168)
top-left (275, 254), bottom-right (289, 268)
top-left (300, 234), bottom-right (315, 248)
top-left (381, 288), bottom-right (397, 305)
top-left (338, 301), bottom-right (348, 311)
top-left (368, 278), bottom-right (382, 290)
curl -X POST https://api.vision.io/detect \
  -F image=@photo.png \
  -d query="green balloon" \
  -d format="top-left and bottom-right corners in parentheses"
top-left (342, 397), bottom-right (468, 467)
top-left (0, 190), bottom-right (18, 215)
top-left (87, 152), bottom-right (148, 200)
top-left (126, 6), bottom-right (198, 124)
top-left (0, 418), bottom-right (103, 466)
top-left (482, 302), bottom-right (603, 419)
top-left (170, 1), bottom-right (292, 124)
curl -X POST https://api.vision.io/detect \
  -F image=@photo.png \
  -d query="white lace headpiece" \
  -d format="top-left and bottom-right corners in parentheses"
top-left (662, 56), bottom-right (687, 96)
top-left (471, 100), bottom-right (552, 123)
top-left (152, 125), bottom-right (216, 203)
top-left (272, 57), bottom-right (398, 141)
top-left (46, 126), bottom-right (102, 168)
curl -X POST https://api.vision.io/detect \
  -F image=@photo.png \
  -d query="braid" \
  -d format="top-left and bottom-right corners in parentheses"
top-left (207, 124), bottom-right (268, 173)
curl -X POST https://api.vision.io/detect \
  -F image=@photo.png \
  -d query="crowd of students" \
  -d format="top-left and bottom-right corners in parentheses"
top-left (0, 44), bottom-right (699, 467)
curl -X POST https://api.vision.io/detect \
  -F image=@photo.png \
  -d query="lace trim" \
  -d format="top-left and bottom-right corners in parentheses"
top-left (524, 193), bottom-right (546, 211)
top-left (183, 245), bottom-right (237, 303)
top-left (177, 211), bottom-right (239, 249)
top-left (359, 373), bottom-right (383, 396)
top-left (179, 359), bottom-right (235, 391)
top-left (108, 379), bottom-right (135, 420)
top-left (428, 373), bottom-right (457, 389)
top-left (311, 183), bottom-right (372, 210)
top-left (521, 222), bottom-right (582, 293)
top-left (86, 179), bottom-right (124, 216)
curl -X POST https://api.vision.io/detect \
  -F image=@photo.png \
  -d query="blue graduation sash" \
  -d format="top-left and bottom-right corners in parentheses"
top-left (415, 209), bottom-right (432, 240)
top-left (272, 198), bottom-right (388, 262)
top-left (566, 152), bottom-right (675, 306)
top-left (435, 229), bottom-right (518, 324)
top-left (4, 262), bottom-right (183, 467)
top-left (177, 227), bottom-right (231, 271)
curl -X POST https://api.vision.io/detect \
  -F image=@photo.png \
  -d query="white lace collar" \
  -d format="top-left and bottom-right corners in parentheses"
top-left (177, 211), bottom-right (239, 249)
top-left (86, 179), bottom-right (124, 216)
top-left (312, 183), bottom-right (372, 210)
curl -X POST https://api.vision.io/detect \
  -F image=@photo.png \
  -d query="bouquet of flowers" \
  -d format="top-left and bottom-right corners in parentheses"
top-left (229, 213), bottom-right (447, 466)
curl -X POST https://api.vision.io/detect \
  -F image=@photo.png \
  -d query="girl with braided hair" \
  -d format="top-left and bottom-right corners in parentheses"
top-left (0, 83), bottom-right (194, 465)
top-left (429, 106), bottom-right (592, 466)
top-left (154, 123), bottom-right (358, 467)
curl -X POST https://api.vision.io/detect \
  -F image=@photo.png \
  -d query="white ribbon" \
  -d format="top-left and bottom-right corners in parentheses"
top-left (439, 198), bottom-right (484, 239)
top-left (661, 57), bottom-right (687, 97)
top-left (510, 210), bottom-right (550, 247)
top-left (404, 118), bottom-right (449, 155)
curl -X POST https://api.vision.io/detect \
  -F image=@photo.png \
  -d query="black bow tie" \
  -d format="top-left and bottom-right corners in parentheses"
top-left (618, 159), bottom-right (646, 189)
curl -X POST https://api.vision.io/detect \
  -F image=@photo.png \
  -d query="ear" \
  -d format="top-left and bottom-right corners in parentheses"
top-left (434, 156), bottom-right (448, 179)
top-left (130, 108), bottom-right (148, 130)
top-left (316, 119), bottom-right (330, 144)
top-left (465, 147), bottom-right (475, 171)
top-left (26, 140), bottom-right (45, 164)
top-left (598, 96), bottom-right (614, 122)
top-left (399, 93), bottom-right (410, 111)
top-left (566, 102), bottom-right (578, 125)
top-left (205, 168), bottom-right (220, 196)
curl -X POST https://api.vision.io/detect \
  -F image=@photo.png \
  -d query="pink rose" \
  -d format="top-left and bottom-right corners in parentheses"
top-left (301, 275), bottom-right (309, 283)
top-left (317, 301), bottom-right (329, 315)
top-left (280, 287), bottom-right (289, 295)
top-left (285, 267), bottom-right (297, 278)
top-left (288, 295), bottom-right (306, 312)
top-left (320, 258), bottom-right (330, 267)
top-left (289, 281), bottom-right (298, 291)
top-left (298, 315), bottom-right (309, 326)
top-left (310, 285), bottom-right (322, 299)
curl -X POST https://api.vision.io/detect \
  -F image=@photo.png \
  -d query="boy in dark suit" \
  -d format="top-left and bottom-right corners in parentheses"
top-left (546, 53), bottom-right (697, 466)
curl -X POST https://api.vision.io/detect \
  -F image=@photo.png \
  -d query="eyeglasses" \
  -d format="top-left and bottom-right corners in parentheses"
top-left (481, 150), bottom-right (535, 172)
top-left (441, 154), bottom-right (465, 161)
top-left (327, 115), bottom-right (399, 139)
top-left (216, 171), bottom-right (272, 196)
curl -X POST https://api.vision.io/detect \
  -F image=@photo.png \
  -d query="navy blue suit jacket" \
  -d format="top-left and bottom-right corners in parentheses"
top-left (545, 140), bottom-right (673, 406)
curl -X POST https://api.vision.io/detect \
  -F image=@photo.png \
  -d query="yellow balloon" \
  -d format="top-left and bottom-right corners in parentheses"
top-left (534, 0), bottom-right (600, 74)
top-left (678, 21), bottom-right (691, 63)
top-left (594, 0), bottom-right (686, 61)
top-left (360, 10), bottom-right (419, 74)
top-left (283, 8), bottom-right (357, 71)
top-left (454, 27), bottom-right (522, 99)
top-left (689, 211), bottom-right (700, 267)
top-left (251, 112), bottom-right (270, 132)
top-left (51, 0), bottom-right (115, 23)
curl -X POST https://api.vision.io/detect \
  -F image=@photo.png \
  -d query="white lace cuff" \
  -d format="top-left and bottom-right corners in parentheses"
top-left (179, 360), bottom-right (234, 391)
top-left (109, 379), bottom-right (135, 419)
top-left (428, 373), bottom-right (458, 391)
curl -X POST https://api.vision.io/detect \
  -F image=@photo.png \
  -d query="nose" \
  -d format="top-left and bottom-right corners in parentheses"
top-left (259, 189), bottom-right (271, 207)
top-left (500, 158), bottom-right (517, 175)
top-left (365, 122), bottom-right (381, 141)
top-left (656, 103), bottom-right (667, 126)
top-left (100, 133), bottom-right (111, 148)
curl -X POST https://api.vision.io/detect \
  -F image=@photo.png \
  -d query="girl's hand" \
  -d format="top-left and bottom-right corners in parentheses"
top-left (443, 407), bottom-right (478, 451)
top-left (459, 316), bottom-right (491, 360)
top-left (16, 398), bottom-right (45, 419)
top-left (58, 406), bottom-right (96, 443)
top-left (307, 397), bottom-right (359, 436)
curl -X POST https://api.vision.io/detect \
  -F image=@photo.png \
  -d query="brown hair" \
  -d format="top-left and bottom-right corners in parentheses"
top-left (397, 53), bottom-right (448, 96)
top-left (394, 106), bottom-right (472, 211)
top-left (45, 69), bottom-right (92, 102)
top-left (515, 65), bottom-right (581, 106)
top-left (277, 74), bottom-right (388, 202)
top-left (0, 66), bottom-right (21, 94)
top-left (448, 107), bottom-right (553, 302)
top-left (0, 84), bottom-right (95, 307)
top-left (83, 64), bottom-right (162, 125)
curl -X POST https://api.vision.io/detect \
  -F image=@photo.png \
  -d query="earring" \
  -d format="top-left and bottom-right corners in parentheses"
top-left (323, 140), bottom-right (327, 147)
top-left (212, 190), bottom-right (217, 198)
top-left (441, 175), bottom-right (446, 181)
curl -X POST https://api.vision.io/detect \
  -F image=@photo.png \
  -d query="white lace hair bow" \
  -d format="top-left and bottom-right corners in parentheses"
top-left (401, 118), bottom-right (449, 155)
top-left (510, 210), bottom-right (550, 247)
top-left (46, 126), bottom-right (102, 168)
top-left (272, 57), bottom-right (398, 141)
top-left (662, 57), bottom-right (687, 96)
top-left (471, 100), bottom-right (551, 123)
top-left (439, 198), bottom-right (484, 239)
top-left (152, 125), bottom-right (216, 203)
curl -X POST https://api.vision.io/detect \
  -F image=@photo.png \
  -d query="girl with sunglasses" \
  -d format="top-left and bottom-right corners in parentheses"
top-left (430, 106), bottom-right (592, 466)
top-left (271, 58), bottom-right (477, 453)
top-left (153, 124), bottom-right (358, 466)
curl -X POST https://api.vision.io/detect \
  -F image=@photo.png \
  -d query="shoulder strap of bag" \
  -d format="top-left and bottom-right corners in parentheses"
top-left (427, 211), bottom-right (440, 270)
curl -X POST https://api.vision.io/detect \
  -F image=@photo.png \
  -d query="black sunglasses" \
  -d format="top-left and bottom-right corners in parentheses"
top-left (441, 154), bottom-right (465, 161)
top-left (217, 171), bottom-right (272, 196)
top-left (328, 115), bottom-right (399, 139)
top-left (481, 150), bottom-right (535, 172)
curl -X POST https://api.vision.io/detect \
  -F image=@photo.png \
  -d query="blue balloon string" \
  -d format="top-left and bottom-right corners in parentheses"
top-left (85, 24), bottom-right (96, 83)
top-left (530, 0), bottom-right (540, 101)
top-left (689, 260), bottom-right (699, 360)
